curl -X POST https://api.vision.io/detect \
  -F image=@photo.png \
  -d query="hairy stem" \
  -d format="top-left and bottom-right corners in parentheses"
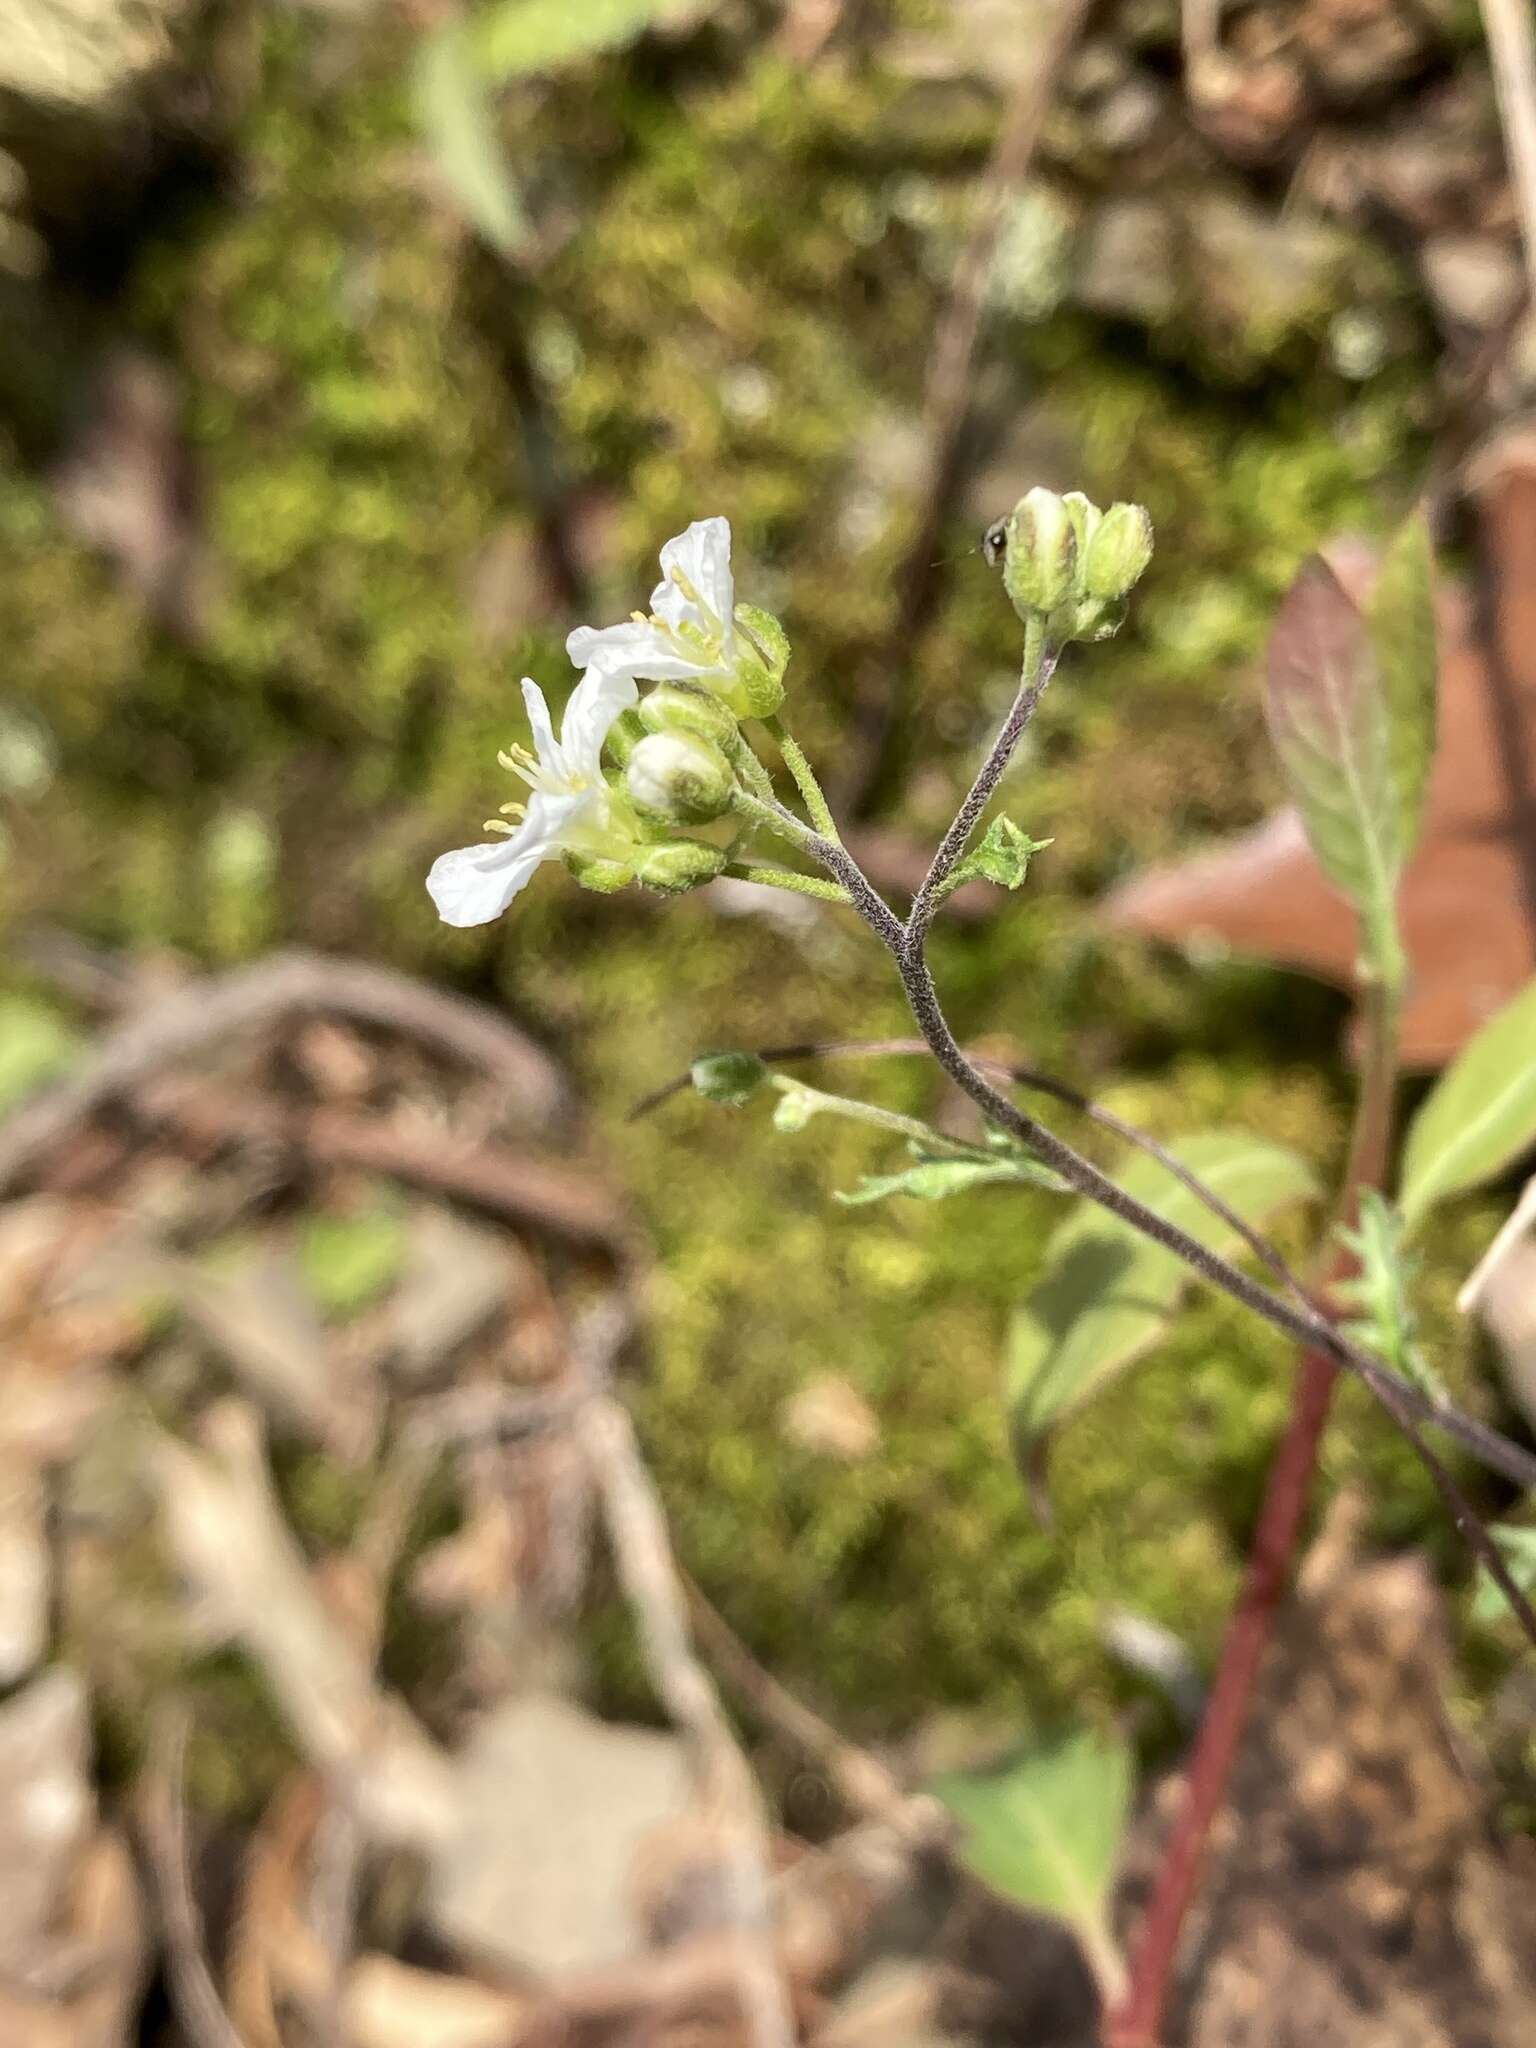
top-left (768, 1074), bottom-right (1003, 1156)
top-left (766, 715), bottom-right (841, 840)
top-left (722, 862), bottom-right (851, 905)
top-left (727, 732), bottom-right (779, 805)
top-left (906, 619), bottom-right (1055, 952)
top-left (781, 719), bottom-right (1536, 1494)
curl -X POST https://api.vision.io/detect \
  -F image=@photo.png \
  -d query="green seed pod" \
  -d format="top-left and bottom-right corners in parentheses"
top-left (690, 1050), bottom-right (768, 1106)
top-left (727, 651), bottom-right (786, 720)
top-left (1000, 486), bottom-right (1078, 619)
top-left (734, 602), bottom-right (791, 683)
top-left (561, 849), bottom-right (635, 893)
top-left (634, 839), bottom-right (728, 893)
top-left (602, 708), bottom-right (648, 769)
top-left (639, 682), bottom-right (740, 746)
top-left (624, 731), bottom-right (735, 825)
top-left (1082, 501), bottom-right (1153, 603)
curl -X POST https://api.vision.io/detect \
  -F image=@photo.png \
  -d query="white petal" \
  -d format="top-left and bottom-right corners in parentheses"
top-left (559, 661), bottom-right (638, 770)
top-left (520, 678), bottom-right (559, 766)
top-left (566, 618), bottom-right (713, 684)
top-left (426, 837), bottom-right (546, 927)
top-left (653, 517), bottom-right (734, 630)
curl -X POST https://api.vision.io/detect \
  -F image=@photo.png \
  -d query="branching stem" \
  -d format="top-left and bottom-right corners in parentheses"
top-left (762, 699), bottom-right (1536, 1498)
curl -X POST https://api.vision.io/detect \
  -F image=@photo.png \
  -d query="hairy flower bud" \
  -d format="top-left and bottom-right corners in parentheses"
top-left (690, 1050), bottom-right (768, 1105)
top-left (639, 682), bottom-right (740, 746)
top-left (1061, 491), bottom-right (1101, 561)
top-left (602, 708), bottom-right (647, 769)
top-left (999, 486), bottom-right (1078, 619)
top-left (633, 840), bottom-right (728, 893)
top-left (624, 731), bottom-right (734, 825)
top-left (1082, 501), bottom-right (1153, 603)
top-left (561, 849), bottom-right (635, 893)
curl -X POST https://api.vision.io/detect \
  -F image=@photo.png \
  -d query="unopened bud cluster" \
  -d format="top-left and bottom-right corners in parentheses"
top-left (985, 488), bottom-right (1152, 642)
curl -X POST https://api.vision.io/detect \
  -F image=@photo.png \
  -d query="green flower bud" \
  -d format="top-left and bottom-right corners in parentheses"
top-left (1061, 491), bottom-right (1101, 561)
top-left (561, 849), bottom-right (635, 893)
top-left (999, 486), bottom-right (1079, 619)
top-left (639, 682), bottom-right (739, 746)
top-left (690, 1050), bottom-right (768, 1106)
top-left (771, 1083), bottom-right (818, 1132)
top-left (634, 839), bottom-right (728, 893)
top-left (1066, 595), bottom-right (1129, 644)
top-left (602, 708), bottom-right (647, 769)
top-left (624, 731), bottom-right (735, 825)
top-left (1082, 501), bottom-right (1153, 603)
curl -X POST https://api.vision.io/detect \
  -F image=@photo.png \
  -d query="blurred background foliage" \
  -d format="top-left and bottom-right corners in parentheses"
top-left (0, 0), bottom-right (1522, 1747)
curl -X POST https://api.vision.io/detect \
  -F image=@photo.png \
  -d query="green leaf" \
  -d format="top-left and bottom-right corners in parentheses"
top-left (1264, 555), bottom-right (1408, 983)
top-left (837, 1155), bottom-right (1063, 1206)
top-left (952, 816), bottom-right (1053, 892)
top-left (302, 1208), bottom-right (408, 1318)
top-left (931, 1730), bottom-right (1130, 1993)
top-left (1399, 975), bottom-right (1536, 1229)
top-left (1366, 510), bottom-right (1438, 871)
top-left (1335, 1190), bottom-right (1438, 1396)
top-left (476, 0), bottom-right (678, 80)
top-left (0, 994), bottom-right (81, 1113)
top-left (413, 22), bottom-right (529, 256)
top-left (1471, 1525), bottom-right (1536, 1626)
top-left (1008, 1131), bottom-right (1318, 1457)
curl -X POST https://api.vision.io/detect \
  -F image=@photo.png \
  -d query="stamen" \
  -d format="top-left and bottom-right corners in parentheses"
top-left (667, 565), bottom-right (708, 613)
top-left (484, 819), bottom-right (517, 836)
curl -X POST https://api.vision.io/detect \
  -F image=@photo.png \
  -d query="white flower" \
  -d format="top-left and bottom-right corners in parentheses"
top-left (427, 669), bottom-right (638, 927)
top-left (567, 516), bottom-right (739, 693)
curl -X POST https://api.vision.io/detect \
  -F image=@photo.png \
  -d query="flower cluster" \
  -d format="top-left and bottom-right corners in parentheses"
top-left (427, 518), bottom-right (790, 928)
top-left (982, 487), bottom-right (1152, 643)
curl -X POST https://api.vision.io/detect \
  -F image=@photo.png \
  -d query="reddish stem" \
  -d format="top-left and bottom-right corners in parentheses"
top-left (1108, 983), bottom-right (1397, 2048)
top-left (1104, 1343), bottom-right (1337, 2048)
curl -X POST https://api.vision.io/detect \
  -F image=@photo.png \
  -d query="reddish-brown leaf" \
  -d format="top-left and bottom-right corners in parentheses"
top-left (1103, 458), bottom-right (1536, 1068)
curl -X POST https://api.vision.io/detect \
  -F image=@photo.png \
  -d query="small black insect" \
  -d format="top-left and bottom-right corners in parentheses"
top-left (981, 518), bottom-right (1009, 570)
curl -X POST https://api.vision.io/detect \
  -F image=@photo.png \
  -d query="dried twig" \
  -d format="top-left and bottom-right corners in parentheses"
top-left (140, 1710), bottom-right (249, 2048)
top-left (152, 1401), bottom-right (460, 1853)
top-left (1483, 0), bottom-right (1536, 304)
top-left (308, 1433), bottom-right (440, 2042)
top-left (0, 949), bottom-right (568, 1197)
top-left (573, 1302), bottom-right (796, 2048)
top-left (776, 0), bottom-right (846, 64)
top-left (1181, 0), bottom-right (1222, 71)
top-left (842, 0), bottom-right (1092, 816)
top-left (133, 1077), bottom-right (631, 1251)
top-left (684, 1580), bottom-right (920, 1832)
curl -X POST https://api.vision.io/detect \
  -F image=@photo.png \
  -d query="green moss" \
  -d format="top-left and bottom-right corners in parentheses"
top-left (0, 5), bottom-right (1496, 1762)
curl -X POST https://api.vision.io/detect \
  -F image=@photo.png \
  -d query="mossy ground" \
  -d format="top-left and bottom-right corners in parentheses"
top-left (1, 12), bottom-right (1523, 1763)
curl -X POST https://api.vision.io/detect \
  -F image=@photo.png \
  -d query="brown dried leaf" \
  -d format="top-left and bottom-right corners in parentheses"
top-left (153, 1401), bottom-right (459, 1850)
top-left (343, 1955), bottom-right (530, 2048)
